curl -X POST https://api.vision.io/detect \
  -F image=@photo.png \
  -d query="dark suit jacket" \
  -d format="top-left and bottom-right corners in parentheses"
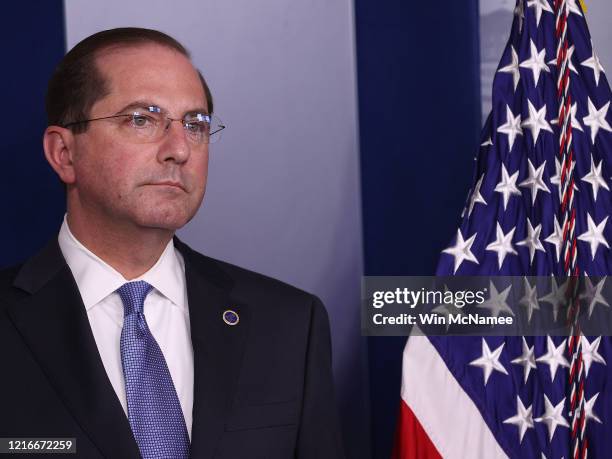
top-left (0, 237), bottom-right (345, 458)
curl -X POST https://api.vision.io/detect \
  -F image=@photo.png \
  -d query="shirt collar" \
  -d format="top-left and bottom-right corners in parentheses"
top-left (57, 214), bottom-right (186, 311)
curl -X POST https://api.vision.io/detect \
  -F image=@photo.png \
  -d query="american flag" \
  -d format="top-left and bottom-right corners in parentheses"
top-left (394, 1), bottom-right (612, 458)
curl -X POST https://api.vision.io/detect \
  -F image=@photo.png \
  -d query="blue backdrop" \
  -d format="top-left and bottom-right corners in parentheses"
top-left (354, 1), bottom-right (482, 457)
top-left (1, 1), bottom-right (66, 268)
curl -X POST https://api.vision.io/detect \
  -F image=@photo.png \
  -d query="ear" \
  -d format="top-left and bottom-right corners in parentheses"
top-left (43, 126), bottom-right (77, 185)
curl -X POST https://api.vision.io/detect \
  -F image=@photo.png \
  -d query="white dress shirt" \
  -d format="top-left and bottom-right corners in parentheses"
top-left (57, 215), bottom-right (194, 438)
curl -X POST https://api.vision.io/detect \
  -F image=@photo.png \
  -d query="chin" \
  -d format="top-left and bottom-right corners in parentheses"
top-left (133, 205), bottom-right (197, 231)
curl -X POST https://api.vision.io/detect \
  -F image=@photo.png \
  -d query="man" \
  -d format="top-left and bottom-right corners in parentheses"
top-left (0, 28), bottom-right (344, 458)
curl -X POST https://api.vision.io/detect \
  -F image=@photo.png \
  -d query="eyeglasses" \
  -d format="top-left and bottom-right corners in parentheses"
top-left (62, 105), bottom-right (226, 145)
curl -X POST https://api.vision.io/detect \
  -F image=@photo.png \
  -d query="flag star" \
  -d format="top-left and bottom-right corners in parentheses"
top-left (503, 395), bottom-right (534, 443)
top-left (577, 213), bottom-right (609, 260)
top-left (581, 155), bottom-right (610, 201)
top-left (569, 102), bottom-right (583, 131)
top-left (519, 159), bottom-right (550, 204)
top-left (497, 105), bottom-right (523, 151)
top-left (581, 48), bottom-right (605, 86)
top-left (442, 229), bottom-right (479, 274)
top-left (521, 101), bottom-right (553, 145)
top-left (549, 157), bottom-right (578, 201)
top-left (517, 219), bottom-right (546, 264)
top-left (581, 336), bottom-right (606, 376)
top-left (432, 285), bottom-right (465, 331)
top-left (481, 137), bottom-right (493, 146)
top-left (567, 0), bottom-right (583, 16)
top-left (511, 336), bottom-right (537, 383)
top-left (527, 0), bottom-right (553, 27)
top-left (584, 393), bottom-right (602, 425)
top-left (467, 174), bottom-right (487, 217)
top-left (477, 281), bottom-right (514, 318)
top-left (469, 339), bottom-right (508, 385)
top-left (547, 45), bottom-right (578, 74)
top-left (514, 0), bottom-right (525, 32)
top-left (520, 39), bottom-right (550, 86)
top-left (580, 277), bottom-right (609, 318)
top-left (583, 98), bottom-right (612, 143)
top-left (534, 394), bottom-right (569, 442)
top-left (495, 164), bottom-right (521, 210)
top-left (544, 216), bottom-right (564, 263)
top-left (536, 336), bottom-right (570, 380)
top-left (518, 278), bottom-right (540, 324)
top-left (498, 46), bottom-right (521, 91)
top-left (538, 278), bottom-right (569, 321)
top-left (486, 223), bottom-right (518, 269)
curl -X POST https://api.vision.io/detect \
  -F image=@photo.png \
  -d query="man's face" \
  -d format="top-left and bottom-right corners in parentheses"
top-left (70, 43), bottom-right (209, 232)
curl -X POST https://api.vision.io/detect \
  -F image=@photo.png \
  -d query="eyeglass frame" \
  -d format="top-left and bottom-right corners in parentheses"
top-left (61, 104), bottom-right (226, 144)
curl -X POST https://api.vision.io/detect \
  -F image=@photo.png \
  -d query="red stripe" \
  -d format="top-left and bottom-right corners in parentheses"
top-left (392, 400), bottom-right (442, 459)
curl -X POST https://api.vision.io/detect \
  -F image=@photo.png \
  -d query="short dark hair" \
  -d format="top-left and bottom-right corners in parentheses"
top-left (46, 27), bottom-right (213, 133)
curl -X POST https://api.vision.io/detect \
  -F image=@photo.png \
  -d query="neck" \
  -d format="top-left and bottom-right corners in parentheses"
top-left (66, 210), bottom-right (174, 280)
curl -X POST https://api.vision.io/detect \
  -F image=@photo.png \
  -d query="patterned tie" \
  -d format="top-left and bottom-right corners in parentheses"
top-left (117, 281), bottom-right (190, 459)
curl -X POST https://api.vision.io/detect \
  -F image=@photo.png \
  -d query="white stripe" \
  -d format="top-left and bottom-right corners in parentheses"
top-left (400, 336), bottom-right (508, 459)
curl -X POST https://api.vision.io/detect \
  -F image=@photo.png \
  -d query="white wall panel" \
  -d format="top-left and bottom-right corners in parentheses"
top-left (64, 0), bottom-right (368, 455)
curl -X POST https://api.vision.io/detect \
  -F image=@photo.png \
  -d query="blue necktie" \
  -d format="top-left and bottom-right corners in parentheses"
top-left (117, 281), bottom-right (190, 459)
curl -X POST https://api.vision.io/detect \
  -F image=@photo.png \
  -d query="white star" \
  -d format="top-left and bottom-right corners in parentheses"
top-left (519, 159), bottom-right (550, 204)
top-left (467, 174), bottom-right (487, 217)
top-left (544, 216), bottom-right (564, 263)
top-left (568, 0), bottom-right (583, 16)
top-left (581, 155), bottom-right (610, 201)
top-left (432, 285), bottom-right (465, 331)
top-left (520, 39), bottom-right (550, 86)
top-left (517, 219), bottom-right (546, 264)
top-left (584, 393), bottom-right (602, 425)
top-left (498, 46), bottom-right (521, 91)
top-left (504, 395), bottom-right (534, 443)
top-left (549, 157), bottom-right (578, 201)
top-left (569, 101), bottom-right (583, 131)
top-left (497, 105), bottom-right (523, 152)
top-left (495, 164), bottom-right (521, 210)
top-left (481, 137), bottom-right (493, 146)
top-left (469, 339), bottom-right (508, 385)
top-left (580, 277), bottom-right (609, 318)
top-left (477, 281), bottom-right (514, 318)
top-left (515, 0), bottom-right (525, 32)
top-left (511, 336), bottom-right (537, 383)
top-left (518, 278), bottom-right (540, 323)
top-left (536, 336), bottom-right (570, 380)
top-left (577, 213), bottom-right (609, 260)
top-left (442, 229), bottom-right (479, 274)
top-left (486, 223), bottom-right (518, 269)
top-left (521, 101), bottom-right (553, 145)
top-left (583, 98), bottom-right (612, 143)
top-left (527, 0), bottom-right (553, 27)
top-left (581, 336), bottom-right (606, 376)
top-left (581, 48), bottom-right (605, 86)
top-left (534, 394), bottom-right (569, 442)
top-left (539, 278), bottom-right (569, 321)
top-left (548, 45), bottom-right (578, 74)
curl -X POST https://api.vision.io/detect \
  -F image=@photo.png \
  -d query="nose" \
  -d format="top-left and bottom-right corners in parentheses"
top-left (157, 119), bottom-right (191, 164)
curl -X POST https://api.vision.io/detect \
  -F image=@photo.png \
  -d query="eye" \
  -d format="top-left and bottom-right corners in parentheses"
top-left (184, 121), bottom-right (210, 135)
top-left (128, 113), bottom-right (155, 128)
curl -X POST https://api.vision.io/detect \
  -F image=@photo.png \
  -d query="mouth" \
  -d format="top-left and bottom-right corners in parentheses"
top-left (146, 181), bottom-right (187, 192)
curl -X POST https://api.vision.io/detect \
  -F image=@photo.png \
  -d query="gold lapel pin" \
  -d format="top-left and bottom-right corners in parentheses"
top-left (223, 309), bottom-right (240, 326)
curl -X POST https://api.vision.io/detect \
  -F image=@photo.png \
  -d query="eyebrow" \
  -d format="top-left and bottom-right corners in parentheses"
top-left (114, 100), bottom-right (209, 117)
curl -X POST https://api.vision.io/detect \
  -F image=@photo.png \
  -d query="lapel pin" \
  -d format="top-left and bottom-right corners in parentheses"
top-left (223, 309), bottom-right (240, 326)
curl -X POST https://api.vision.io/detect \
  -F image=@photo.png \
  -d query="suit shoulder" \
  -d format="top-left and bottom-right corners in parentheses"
top-left (177, 240), bottom-right (320, 311)
top-left (0, 264), bottom-right (25, 308)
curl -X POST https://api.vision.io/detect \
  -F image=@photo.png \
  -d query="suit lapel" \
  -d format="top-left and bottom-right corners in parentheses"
top-left (8, 240), bottom-right (140, 459)
top-left (175, 239), bottom-right (250, 459)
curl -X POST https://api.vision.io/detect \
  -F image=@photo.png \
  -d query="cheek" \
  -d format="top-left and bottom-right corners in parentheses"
top-left (73, 139), bottom-right (138, 198)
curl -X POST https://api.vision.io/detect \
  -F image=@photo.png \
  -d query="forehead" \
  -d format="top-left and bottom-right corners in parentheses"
top-left (93, 43), bottom-right (207, 113)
